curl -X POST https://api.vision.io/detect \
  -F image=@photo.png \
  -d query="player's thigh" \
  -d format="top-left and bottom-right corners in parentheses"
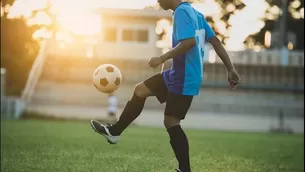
top-left (164, 92), bottom-right (193, 121)
top-left (143, 73), bottom-right (168, 104)
top-left (133, 81), bottom-right (154, 98)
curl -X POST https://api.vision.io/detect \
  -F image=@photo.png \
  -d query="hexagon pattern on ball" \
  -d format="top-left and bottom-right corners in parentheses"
top-left (100, 78), bottom-right (108, 87)
top-left (92, 64), bottom-right (122, 93)
top-left (105, 66), bottom-right (114, 72)
top-left (115, 77), bottom-right (121, 86)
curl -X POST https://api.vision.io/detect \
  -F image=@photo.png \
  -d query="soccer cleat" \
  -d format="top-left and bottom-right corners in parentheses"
top-left (90, 120), bottom-right (120, 144)
top-left (175, 169), bottom-right (183, 172)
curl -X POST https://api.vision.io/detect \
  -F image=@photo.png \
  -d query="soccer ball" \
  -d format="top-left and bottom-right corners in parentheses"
top-left (92, 64), bottom-right (122, 93)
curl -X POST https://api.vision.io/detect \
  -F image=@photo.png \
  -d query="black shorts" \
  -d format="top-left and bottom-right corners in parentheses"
top-left (143, 73), bottom-right (193, 120)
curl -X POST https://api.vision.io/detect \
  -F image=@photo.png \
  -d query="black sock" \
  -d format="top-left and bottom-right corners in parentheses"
top-left (110, 93), bottom-right (146, 135)
top-left (167, 125), bottom-right (191, 172)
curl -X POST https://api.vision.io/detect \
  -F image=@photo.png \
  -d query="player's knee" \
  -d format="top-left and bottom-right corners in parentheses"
top-left (163, 115), bottom-right (180, 129)
top-left (134, 82), bottom-right (152, 98)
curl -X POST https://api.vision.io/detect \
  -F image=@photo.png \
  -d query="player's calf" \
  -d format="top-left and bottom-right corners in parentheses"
top-left (108, 82), bottom-right (152, 135)
top-left (164, 115), bottom-right (191, 172)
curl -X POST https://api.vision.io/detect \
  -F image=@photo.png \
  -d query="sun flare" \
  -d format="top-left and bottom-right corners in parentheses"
top-left (1, 0), bottom-right (287, 51)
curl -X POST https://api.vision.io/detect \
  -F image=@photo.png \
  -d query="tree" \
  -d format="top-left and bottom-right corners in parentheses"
top-left (246, 0), bottom-right (304, 50)
top-left (155, 0), bottom-right (304, 50)
top-left (1, 4), bottom-right (39, 96)
top-left (1, 0), bottom-right (56, 96)
top-left (187, 0), bottom-right (245, 44)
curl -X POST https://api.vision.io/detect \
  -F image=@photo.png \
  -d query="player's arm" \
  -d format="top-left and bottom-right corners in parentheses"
top-left (160, 8), bottom-right (196, 62)
top-left (160, 38), bottom-right (196, 62)
top-left (202, 17), bottom-right (235, 71)
top-left (203, 17), bottom-right (240, 89)
top-left (149, 9), bottom-right (195, 68)
top-left (210, 36), bottom-right (240, 89)
top-left (208, 36), bottom-right (235, 71)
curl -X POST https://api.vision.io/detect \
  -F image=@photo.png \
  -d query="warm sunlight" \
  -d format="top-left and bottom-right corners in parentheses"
top-left (3, 0), bottom-right (284, 51)
top-left (155, 19), bottom-right (173, 50)
top-left (1, 6), bottom-right (4, 17)
top-left (192, 0), bottom-right (279, 51)
top-left (56, 13), bottom-right (101, 35)
top-left (264, 31), bottom-right (271, 48)
top-left (225, 0), bottom-right (270, 51)
top-left (6, 0), bottom-right (101, 43)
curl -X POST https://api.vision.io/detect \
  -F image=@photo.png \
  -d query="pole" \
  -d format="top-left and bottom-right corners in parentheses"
top-left (1, 68), bottom-right (6, 97)
top-left (280, 0), bottom-right (288, 66)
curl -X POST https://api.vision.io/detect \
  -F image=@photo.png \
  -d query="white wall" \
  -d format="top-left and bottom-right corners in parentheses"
top-left (95, 16), bottom-right (161, 59)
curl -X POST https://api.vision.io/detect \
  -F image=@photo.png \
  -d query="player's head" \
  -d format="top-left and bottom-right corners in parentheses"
top-left (158, 0), bottom-right (173, 10)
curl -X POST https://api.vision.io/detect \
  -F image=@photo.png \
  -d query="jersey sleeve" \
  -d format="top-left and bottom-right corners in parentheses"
top-left (174, 8), bottom-right (195, 41)
top-left (202, 17), bottom-right (216, 41)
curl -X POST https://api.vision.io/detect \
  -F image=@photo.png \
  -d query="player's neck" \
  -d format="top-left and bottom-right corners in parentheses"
top-left (171, 0), bottom-right (183, 11)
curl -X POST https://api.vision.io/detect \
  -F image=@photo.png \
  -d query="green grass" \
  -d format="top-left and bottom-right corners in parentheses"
top-left (1, 120), bottom-right (304, 172)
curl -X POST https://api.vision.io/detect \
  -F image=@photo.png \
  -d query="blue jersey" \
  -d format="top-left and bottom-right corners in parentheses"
top-left (162, 2), bottom-right (215, 96)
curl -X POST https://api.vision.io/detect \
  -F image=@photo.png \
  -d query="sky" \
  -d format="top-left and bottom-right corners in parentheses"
top-left (1, 0), bottom-right (304, 51)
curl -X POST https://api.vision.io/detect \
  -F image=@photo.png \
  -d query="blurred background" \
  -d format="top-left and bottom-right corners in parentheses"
top-left (1, 0), bottom-right (304, 133)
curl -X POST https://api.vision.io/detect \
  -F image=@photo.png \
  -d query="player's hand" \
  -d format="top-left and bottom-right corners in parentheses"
top-left (227, 69), bottom-right (240, 90)
top-left (149, 56), bottom-right (163, 68)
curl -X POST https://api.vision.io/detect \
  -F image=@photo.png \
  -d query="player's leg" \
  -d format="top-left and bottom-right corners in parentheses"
top-left (90, 82), bottom-right (152, 142)
top-left (108, 81), bottom-right (153, 135)
top-left (110, 73), bottom-right (168, 135)
top-left (164, 92), bottom-right (193, 172)
top-left (90, 73), bottom-right (168, 144)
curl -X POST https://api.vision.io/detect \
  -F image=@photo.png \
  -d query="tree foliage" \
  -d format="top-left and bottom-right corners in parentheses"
top-left (204, 0), bottom-right (245, 44)
top-left (247, 0), bottom-right (304, 50)
top-left (1, 12), bottom-right (39, 96)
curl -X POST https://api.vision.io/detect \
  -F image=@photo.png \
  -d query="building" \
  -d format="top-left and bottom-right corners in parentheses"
top-left (47, 8), bottom-right (172, 60)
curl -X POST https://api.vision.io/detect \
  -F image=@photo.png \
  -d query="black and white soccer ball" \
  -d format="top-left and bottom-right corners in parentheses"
top-left (92, 64), bottom-right (122, 93)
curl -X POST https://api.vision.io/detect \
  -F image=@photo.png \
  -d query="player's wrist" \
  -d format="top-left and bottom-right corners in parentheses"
top-left (227, 66), bottom-right (236, 72)
top-left (159, 55), bottom-right (167, 63)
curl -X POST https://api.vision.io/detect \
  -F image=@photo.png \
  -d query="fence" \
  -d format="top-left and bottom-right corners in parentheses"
top-left (42, 54), bottom-right (304, 92)
top-left (1, 68), bottom-right (25, 120)
top-left (1, 96), bottom-right (25, 120)
top-left (207, 49), bottom-right (304, 67)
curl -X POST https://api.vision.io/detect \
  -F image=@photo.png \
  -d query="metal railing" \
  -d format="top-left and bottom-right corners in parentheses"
top-left (1, 96), bottom-right (25, 120)
top-left (1, 68), bottom-right (25, 120)
top-left (206, 49), bottom-right (304, 67)
top-left (42, 51), bottom-right (304, 92)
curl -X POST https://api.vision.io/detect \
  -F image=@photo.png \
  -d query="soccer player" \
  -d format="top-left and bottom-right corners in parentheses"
top-left (90, 0), bottom-right (240, 171)
top-left (107, 92), bottom-right (118, 124)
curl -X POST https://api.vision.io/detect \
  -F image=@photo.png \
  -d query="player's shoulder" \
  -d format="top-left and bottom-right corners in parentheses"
top-left (175, 2), bottom-right (192, 13)
top-left (174, 3), bottom-right (203, 18)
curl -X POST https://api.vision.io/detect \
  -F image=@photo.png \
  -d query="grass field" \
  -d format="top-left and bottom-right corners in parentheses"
top-left (1, 120), bottom-right (304, 172)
